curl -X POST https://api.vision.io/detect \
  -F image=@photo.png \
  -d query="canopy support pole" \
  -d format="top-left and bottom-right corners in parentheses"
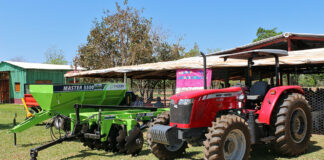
top-left (124, 73), bottom-right (127, 84)
top-left (130, 78), bottom-right (133, 90)
top-left (163, 80), bottom-right (166, 106)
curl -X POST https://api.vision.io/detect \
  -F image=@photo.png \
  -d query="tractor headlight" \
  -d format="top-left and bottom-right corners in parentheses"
top-left (238, 94), bottom-right (245, 101)
top-left (178, 99), bottom-right (193, 105)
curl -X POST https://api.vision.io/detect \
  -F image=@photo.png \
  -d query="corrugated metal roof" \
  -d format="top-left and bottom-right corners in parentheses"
top-left (207, 32), bottom-right (324, 56)
top-left (3, 61), bottom-right (85, 70)
top-left (65, 47), bottom-right (324, 79)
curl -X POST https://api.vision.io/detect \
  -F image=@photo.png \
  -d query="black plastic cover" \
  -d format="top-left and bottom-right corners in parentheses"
top-left (170, 104), bottom-right (193, 124)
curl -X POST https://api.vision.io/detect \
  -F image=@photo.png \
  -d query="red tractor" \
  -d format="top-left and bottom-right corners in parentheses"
top-left (147, 49), bottom-right (312, 160)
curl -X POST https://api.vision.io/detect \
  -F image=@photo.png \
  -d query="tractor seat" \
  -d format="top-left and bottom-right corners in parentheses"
top-left (247, 81), bottom-right (269, 101)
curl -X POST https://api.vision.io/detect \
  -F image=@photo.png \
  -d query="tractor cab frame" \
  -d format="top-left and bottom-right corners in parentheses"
top-left (220, 49), bottom-right (288, 106)
top-left (221, 49), bottom-right (287, 87)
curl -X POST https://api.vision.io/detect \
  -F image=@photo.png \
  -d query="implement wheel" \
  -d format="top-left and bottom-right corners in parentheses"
top-left (271, 93), bottom-right (312, 156)
top-left (103, 124), bottom-right (120, 152)
top-left (125, 125), bottom-right (144, 156)
top-left (204, 115), bottom-right (251, 160)
top-left (116, 125), bottom-right (127, 153)
top-left (147, 111), bottom-right (187, 160)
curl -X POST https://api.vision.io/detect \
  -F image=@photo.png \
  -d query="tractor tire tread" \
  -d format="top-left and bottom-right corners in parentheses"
top-left (203, 114), bottom-right (251, 160)
top-left (271, 93), bottom-right (312, 156)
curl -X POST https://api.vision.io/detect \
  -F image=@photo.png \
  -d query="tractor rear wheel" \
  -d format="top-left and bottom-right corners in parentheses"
top-left (147, 111), bottom-right (188, 160)
top-left (204, 115), bottom-right (251, 160)
top-left (272, 93), bottom-right (312, 156)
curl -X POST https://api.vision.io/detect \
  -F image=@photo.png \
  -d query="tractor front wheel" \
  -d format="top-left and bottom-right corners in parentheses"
top-left (204, 115), bottom-right (251, 160)
top-left (272, 93), bottom-right (312, 156)
top-left (147, 111), bottom-right (188, 160)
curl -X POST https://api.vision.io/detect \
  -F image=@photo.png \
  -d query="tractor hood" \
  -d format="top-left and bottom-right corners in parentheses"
top-left (170, 87), bottom-right (242, 103)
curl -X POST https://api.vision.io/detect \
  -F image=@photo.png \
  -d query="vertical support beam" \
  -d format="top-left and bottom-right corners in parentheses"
top-left (274, 55), bottom-right (280, 86)
top-left (294, 66), bottom-right (298, 85)
top-left (73, 65), bottom-right (77, 84)
top-left (163, 80), bottom-right (166, 106)
top-left (287, 73), bottom-right (290, 85)
top-left (225, 68), bottom-right (230, 88)
top-left (280, 73), bottom-right (283, 86)
top-left (200, 52), bottom-right (207, 89)
top-left (288, 37), bottom-right (292, 51)
top-left (246, 58), bottom-right (253, 88)
top-left (123, 73), bottom-right (127, 84)
top-left (130, 78), bottom-right (133, 90)
top-left (64, 78), bottom-right (67, 84)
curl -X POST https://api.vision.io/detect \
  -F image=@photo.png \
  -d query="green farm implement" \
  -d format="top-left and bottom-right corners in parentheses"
top-left (10, 83), bottom-right (129, 134)
top-left (29, 104), bottom-right (169, 159)
top-left (7, 82), bottom-right (169, 159)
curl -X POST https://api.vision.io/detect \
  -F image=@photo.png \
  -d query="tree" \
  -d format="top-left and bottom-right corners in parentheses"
top-left (183, 42), bottom-right (199, 57)
top-left (75, 1), bottom-right (184, 101)
top-left (44, 46), bottom-right (68, 65)
top-left (75, 1), bottom-right (154, 69)
top-left (253, 27), bottom-right (282, 42)
top-left (206, 48), bottom-right (221, 54)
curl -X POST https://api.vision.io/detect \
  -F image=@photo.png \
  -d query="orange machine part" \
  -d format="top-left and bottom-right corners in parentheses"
top-left (24, 94), bottom-right (39, 107)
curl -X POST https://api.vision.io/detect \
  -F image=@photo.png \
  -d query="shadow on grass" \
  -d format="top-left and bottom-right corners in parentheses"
top-left (20, 141), bottom-right (53, 147)
top-left (0, 123), bottom-right (12, 130)
top-left (62, 148), bottom-right (201, 160)
top-left (182, 151), bottom-right (201, 160)
top-left (61, 149), bottom-right (118, 160)
top-left (250, 141), bottom-right (322, 160)
top-left (62, 148), bottom-right (153, 160)
top-left (137, 148), bottom-right (152, 156)
top-left (307, 140), bottom-right (323, 153)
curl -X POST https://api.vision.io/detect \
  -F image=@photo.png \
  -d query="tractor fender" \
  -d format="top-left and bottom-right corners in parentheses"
top-left (257, 86), bottom-right (304, 125)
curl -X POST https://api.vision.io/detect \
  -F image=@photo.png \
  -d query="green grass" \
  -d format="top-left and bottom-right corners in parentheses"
top-left (0, 104), bottom-right (323, 160)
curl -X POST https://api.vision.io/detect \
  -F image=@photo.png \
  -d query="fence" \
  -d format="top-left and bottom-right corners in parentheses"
top-left (303, 88), bottom-right (324, 134)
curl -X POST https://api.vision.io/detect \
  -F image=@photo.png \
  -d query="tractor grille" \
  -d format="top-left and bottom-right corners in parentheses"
top-left (303, 88), bottom-right (324, 134)
top-left (170, 104), bottom-right (193, 124)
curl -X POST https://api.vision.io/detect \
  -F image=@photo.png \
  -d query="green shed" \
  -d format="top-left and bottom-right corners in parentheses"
top-left (0, 61), bottom-right (83, 104)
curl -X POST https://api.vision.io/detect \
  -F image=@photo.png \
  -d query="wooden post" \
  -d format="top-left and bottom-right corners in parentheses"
top-left (163, 80), bottom-right (166, 106)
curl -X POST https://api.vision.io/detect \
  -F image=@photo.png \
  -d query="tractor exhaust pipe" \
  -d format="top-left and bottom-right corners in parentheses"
top-left (200, 52), bottom-right (207, 90)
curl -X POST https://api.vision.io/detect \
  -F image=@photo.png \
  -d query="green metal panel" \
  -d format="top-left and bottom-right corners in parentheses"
top-left (26, 69), bottom-right (68, 84)
top-left (0, 62), bottom-right (26, 99)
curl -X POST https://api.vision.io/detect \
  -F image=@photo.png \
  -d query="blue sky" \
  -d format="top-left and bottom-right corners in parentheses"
top-left (1, 0), bottom-right (324, 64)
